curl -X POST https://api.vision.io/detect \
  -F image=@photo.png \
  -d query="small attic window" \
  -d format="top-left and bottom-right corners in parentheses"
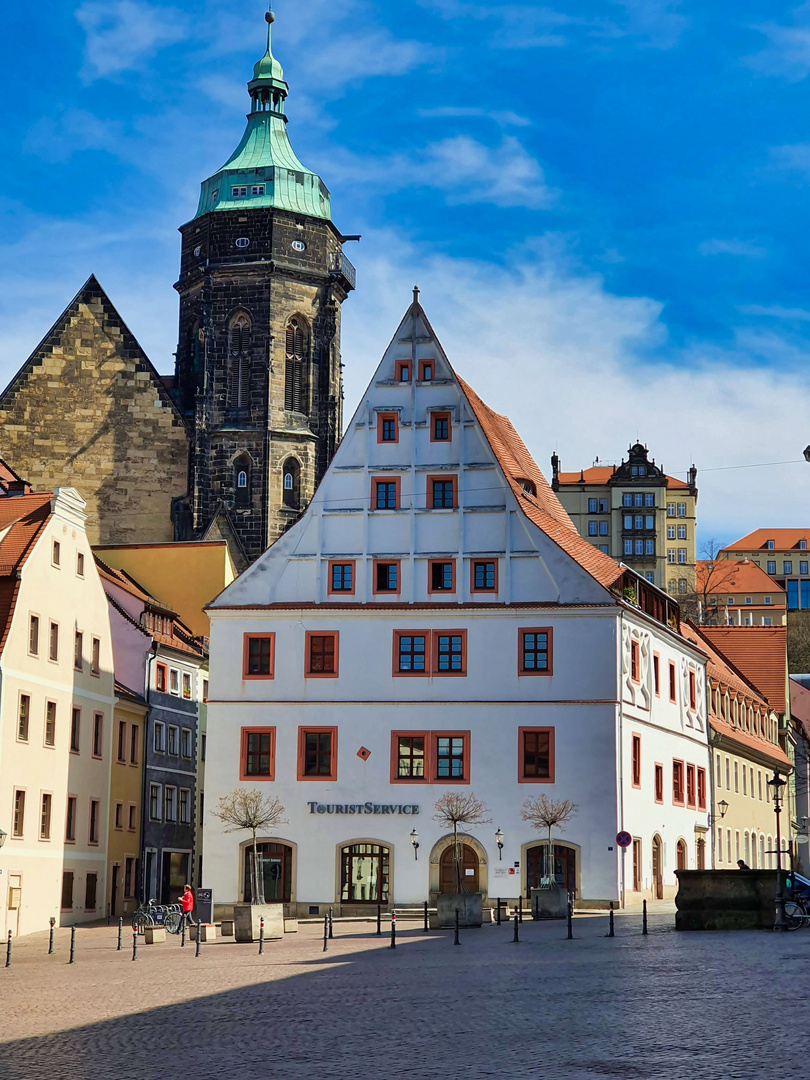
top-left (800, 540), bottom-right (807, 550)
top-left (232, 186), bottom-right (248, 198)
top-left (419, 360), bottom-right (434, 382)
top-left (766, 540), bottom-right (775, 550)
top-left (517, 478), bottom-right (536, 496)
top-left (395, 361), bottom-right (411, 383)
top-left (235, 238), bottom-right (250, 249)
top-left (251, 185), bottom-right (265, 196)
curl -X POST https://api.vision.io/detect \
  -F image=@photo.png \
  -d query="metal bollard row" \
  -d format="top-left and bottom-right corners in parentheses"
top-left (259, 917), bottom-right (265, 956)
top-left (607, 901), bottom-right (615, 938)
top-left (389, 911), bottom-right (397, 950)
top-left (453, 908), bottom-right (460, 946)
top-left (642, 899), bottom-right (648, 936)
top-left (69, 926), bottom-right (76, 965)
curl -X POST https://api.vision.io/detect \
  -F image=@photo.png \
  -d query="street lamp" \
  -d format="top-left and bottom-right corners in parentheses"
top-left (0, 827), bottom-right (7, 848)
top-left (495, 828), bottom-right (504, 861)
top-left (410, 828), bottom-right (419, 861)
top-left (718, 800), bottom-right (728, 819)
top-left (767, 771), bottom-right (789, 931)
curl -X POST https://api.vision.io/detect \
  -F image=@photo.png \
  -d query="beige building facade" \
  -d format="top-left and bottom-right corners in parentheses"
top-left (696, 559), bottom-right (787, 627)
top-left (721, 529), bottom-right (810, 616)
top-left (0, 489), bottom-right (116, 937)
top-left (553, 443), bottom-right (697, 596)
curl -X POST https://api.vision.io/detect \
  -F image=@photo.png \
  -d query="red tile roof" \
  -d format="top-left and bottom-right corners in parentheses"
top-left (457, 378), bottom-right (624, 592)
top-left (699, 625), bottom-right (787, 712)
top-left (555, 467), bottom-right (690, 491)
top-left (723, 529), bottom-right (810, 552)
top-left (0, 493), bottom-right (54, 655)
top-left (696, 559), bottom-right (786, 598)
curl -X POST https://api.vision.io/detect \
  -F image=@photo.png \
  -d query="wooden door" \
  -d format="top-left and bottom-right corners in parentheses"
top-left (652, 836), bottom-right (664, 899)
top-left (527, 845), bottom-right (576, 893)
top-left (440, 844), bottom-right (479, 893)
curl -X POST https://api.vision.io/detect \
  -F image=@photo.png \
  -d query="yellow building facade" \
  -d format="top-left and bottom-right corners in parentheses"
top-left (106, 689), bottom-right (147, 919)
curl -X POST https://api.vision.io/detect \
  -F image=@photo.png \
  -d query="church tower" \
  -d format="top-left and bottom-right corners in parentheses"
top-left (173, 7), bottom-right (354, 566)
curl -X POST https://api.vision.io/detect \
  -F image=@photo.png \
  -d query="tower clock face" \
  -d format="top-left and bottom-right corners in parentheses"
top-left (291, 240), bottom-right (306, 252)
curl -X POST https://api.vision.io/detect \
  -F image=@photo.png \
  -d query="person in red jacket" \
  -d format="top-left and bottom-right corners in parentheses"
top-left (179, 884), bottom-right (195, 929)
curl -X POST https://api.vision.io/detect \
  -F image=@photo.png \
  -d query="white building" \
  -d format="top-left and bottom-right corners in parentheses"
top-left (204, 296), bottom-right (711, 915)
top-left (0, 489), bottom-right (116, 936)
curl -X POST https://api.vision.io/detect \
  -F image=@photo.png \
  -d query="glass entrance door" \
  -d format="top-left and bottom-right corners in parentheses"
top-left (526, 845), bottom-right (576, 893)
top-left (243, 843), bottom-right (292, 903)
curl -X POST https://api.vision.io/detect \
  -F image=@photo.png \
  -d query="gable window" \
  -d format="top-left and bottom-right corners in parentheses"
top-left (520, 728), bottom-right (554, 783)
top-left (395, 632), bottom-right (429, 675)
top-left (306, 632), bottom-right (339, 677)
top-left (18, 694), bottom-right (30, 741)
top-left (471, 561), bottom-right (497, 592)
top-left (49, 622), bottom-right (59, 662)
top-left (241, 728), bottom-right (275, 780)
top-left (434, 632), bottom-right (466, 675)
top-left (374, 561), bottom-right (400, 594)
top-left (431, 412), bottom-right (451, 441)
top-left (328, 561), bottom-right (355, 594)
top-left (285, 317), bottom-right (309, 414)
top-left (418, 359), bottom-right (434, 382)
top-left (373, 477), bottom-right (400, 510)
top-left (29, 615), bottom-right (39, 655)
top-left (156, 663), bottom-right (167, 692)
top-left (430, 476), bottom-right (457, 509)
top-left (244, 634), bottom-right (274, 678)
top-left (395, 360), bottom-right (411, 382)
top-left (282, 458), bottom-right (301, 509)
top-left (377, 413), bottom-right (399, 443)
top-left (70, 708), bottom-right (81, 753)
top-left (429, 560), bottom-right (455, 593)
top-left (519, 629), bottom-right (552, 675)
top-left (228, 314), bottom-right (251, 410)
top-left (631, 734), bottom-right (641, 788)
top-left (298, 727), bottom-right (337, 780)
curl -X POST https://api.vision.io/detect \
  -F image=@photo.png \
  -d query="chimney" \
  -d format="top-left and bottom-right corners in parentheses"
top-left (6, 480), bottom-right (31, 497)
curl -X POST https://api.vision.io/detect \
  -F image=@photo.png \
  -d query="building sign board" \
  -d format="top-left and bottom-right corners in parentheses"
top-left (307, 802), bottom-right (419, 815)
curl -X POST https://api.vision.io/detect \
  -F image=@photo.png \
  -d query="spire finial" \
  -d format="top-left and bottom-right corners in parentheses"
top-left (413, 285), bottom-right (420, 305)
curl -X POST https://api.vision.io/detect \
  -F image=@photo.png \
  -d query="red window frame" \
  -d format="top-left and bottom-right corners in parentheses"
top-left (654, 763), bottom-right (664, 804)
top-left (418, 359), bottom-right (435, 382)
top-left (697, 767), bottom-right (707, 811)
top-left (390, 731), bottom-right (430, 783)
top-left (377, 413), bottom-right (399, 444)
top-left (686, 763), bottom-right (697, 809)
top-left (242, 633), bottom-right (275, 680)
top-left (427, 474), bottom-right (458, 509)
top-left (240, 727), bottom-right (276, 781)
top-left (392, 631), bottom-right (431, 677)
top-left (373, 560), bottom-right (401, 596)
top-left (631, 733), bottom-right (641, 788)
top-left (395, 360), bottom-right (411, 383)
top-left (669, 662), bottom-right (677, 703)
top-left (630, 640), bottom-right (640, 683)
top-left (430, 411), bottom-right (452, 442)
top-left (518, 727), bottom-right (555, 784)
top-left (156, 663), bottom-right (167, 693)
top-left (470, 560), bottom-right (498, 593)
top-left (518, 628), bottom-right (553, 676)
top-left (327, 561), bottom-right (356, 596)
top-left (673, 760), bottom-right (685, 806)
top-left (297, 726), bottom-right (338, 781)
top-left (653, 653), bottom-right (660, 696)
top-left (428, 559), bottom-right (456, 594)
top-left (432, 731), bottom-right (470, 783)
top-left (305, 631), bottom-right (339, 678)
top-left (371, 476), bottom-right (401, 511)
top-left (432, 630), bottom-right (467, 677)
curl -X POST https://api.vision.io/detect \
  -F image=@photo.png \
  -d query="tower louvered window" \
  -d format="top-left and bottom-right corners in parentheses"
top-left (229, 315), bottom-right (251, 409)
top-left (285, 318), bottom-right (309, 414)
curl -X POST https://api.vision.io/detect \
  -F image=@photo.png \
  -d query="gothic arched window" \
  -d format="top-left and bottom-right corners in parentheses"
top-left (234, 454), bottom-right (251, 508)
top-left (282, 458), bottom-right (301, 509)
top-left (284, 317), bottom-right (309, 414)
top-left (229, 314), bottom-right (251, 409)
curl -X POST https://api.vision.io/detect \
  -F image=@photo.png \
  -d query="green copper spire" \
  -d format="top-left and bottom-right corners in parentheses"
top-left (194, 5), bottom-right (331, 221)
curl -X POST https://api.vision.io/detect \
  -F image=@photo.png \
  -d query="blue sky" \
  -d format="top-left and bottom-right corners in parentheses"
top-left (2, 0), bottom-right (810, 544)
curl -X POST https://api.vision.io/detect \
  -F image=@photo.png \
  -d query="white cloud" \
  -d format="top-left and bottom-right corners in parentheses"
top-left (22, 109), bottom-right (124, 162)
top-left (608, 1), bottom-right (687, 50)
top-left (329, 135), bottom-right (556, 210)
top-left (748, 6), bottom-right (810, 80)
top-left (738, 304), bottom-right (810, 321)
top-left (75, 1), bottom-right (188, 80)
top-left (697, 238), bottom-right (767, 258)
top-left (419, 107), bottom-right (531, 128)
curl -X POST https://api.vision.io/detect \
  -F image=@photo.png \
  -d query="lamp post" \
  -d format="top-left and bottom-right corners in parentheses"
top-left (410, 828), bottom-right (419, 861)
top-left (767, 771), bottom-right (789, 931)
top-left (495, 828), bottom-right (504, 861)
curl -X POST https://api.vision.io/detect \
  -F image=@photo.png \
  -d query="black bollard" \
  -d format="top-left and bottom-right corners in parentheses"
top-left (496, 897), bottom-right (501, 926)
top-left (259, 917), bottom-right (265, 956)
top-left (423, 900), bottom-right (429, 933)
top-left (376, 903), bottom-right (382, 936)
top-left (567, 901), bottom-right (574, 940)
top-left (181, 916), bottom-right (186, 948)
top-left (49, 919), bottom-right (56, 955)
top-left (642, 899), bottom-right (648, 936)
top-left (518, 900), bottom-right (523, 924)
top-left (513, 910), bottom-right (520, 943)
top-left (69, 926), bottom-right (76, 965)
top-left (454, 908), bottom-right (460, 946)
top-left (607, 901), bottom-right (615, 938)
top-left (389, 911), bottom-right (397, 950)
top-left (323, 914), bottom-right (328, 953)
top-left (5, 931), bottom-right (11, 968)
top-left (132, 931), bottom-right (138, 961)
top-left (330, 907), bottom-right (335, 939)
top-left (195, 922), bottom-right (201, 957)
top-left (116, 917), bottom-right (122, 952)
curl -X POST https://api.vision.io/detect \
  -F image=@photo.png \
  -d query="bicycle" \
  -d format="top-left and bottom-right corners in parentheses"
top-left (784, 896), bottom-right (810, 930)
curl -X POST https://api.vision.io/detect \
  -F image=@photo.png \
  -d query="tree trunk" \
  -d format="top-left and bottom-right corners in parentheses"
top-left (547, 824), bottom-right (554, 889)
top-left (453, 821), bottom-right (462, 894)
top-left (251, 829), bottom-right (260, 905)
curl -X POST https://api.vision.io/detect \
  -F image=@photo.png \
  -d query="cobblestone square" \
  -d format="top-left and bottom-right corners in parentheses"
top-left (0, 914), bottom-right (808, 1079)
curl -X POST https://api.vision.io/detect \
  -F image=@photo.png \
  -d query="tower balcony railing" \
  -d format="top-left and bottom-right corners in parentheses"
top-left (330, 251), bottom-right (356, 291)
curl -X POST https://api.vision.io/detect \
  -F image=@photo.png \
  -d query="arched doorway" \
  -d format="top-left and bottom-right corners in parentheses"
top-left (526, 844), bottom-right (577, 893)
top-left (243, 842), bottom-right (293, 903)
top-left (429, 834), bottom-right (488, 900)
top-left (340, 843), bottom-right (390, 904)
top-left (676, 839), bottom-right (687, 871)
top-left (439, 844), bottom-right (479, 894)
top-left (652, 835), bottom-right (664, 899)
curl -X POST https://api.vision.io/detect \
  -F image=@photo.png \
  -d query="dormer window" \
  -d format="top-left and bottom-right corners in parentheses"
top-left (232, 186), bottom-right (248, 198)
top-left (766, 540), bottom-right (775, 550)
top-left (800, 540), bottom-right (807, 551)
top-left (517, 478), bottom-right (536, 496)
top-left (251, 185), bottom-right (265, 196)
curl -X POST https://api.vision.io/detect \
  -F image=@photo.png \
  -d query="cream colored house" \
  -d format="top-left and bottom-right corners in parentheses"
top-left (0, 489), bottom-right (116, 936)
top-left (696, 559), bottom-right (787, 627)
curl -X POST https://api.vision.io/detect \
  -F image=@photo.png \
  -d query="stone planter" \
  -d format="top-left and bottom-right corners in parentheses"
top-left (190, 923), bottom-right (217, 942)
top-left (143, 926), bottom-right (166, 944)
top-left (531, 886), bottom-right (569, 920)
top-left (233, 903), bottom-right (284, 942)
top-left (436, 892), bottom-right (484, 928)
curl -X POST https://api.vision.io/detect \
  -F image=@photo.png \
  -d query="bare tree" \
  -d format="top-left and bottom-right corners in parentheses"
top-left (433, 792), bottom-right (491, 894)
top-left (788, 613), bottom-right (810, 674)
top-left (211, 790), bottom-right (287, 904)
top-left (521, 794), bottom-right (578, 888)
top-left (679, 538), bottom-right (739, 625)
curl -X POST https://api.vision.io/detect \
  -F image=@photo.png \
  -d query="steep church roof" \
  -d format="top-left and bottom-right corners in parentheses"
top-left (193, 7), bottom-right (331, 221)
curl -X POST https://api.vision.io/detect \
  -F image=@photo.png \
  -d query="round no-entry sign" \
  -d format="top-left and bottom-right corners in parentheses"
top-left (616, 831), bottom-right (632, 849)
